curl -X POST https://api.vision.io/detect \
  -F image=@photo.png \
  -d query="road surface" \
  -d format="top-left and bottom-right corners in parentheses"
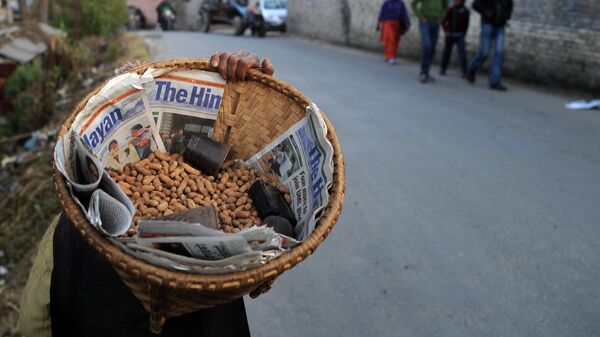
top-left (141, 30), bottom-right (600, 337)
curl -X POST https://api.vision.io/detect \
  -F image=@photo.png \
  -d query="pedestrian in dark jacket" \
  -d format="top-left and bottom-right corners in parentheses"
top-left (465, 0), bottom-right (513, 91)
top-left (439, 0), bottom-right (469, 76)
top-left (377, 0), bottom-right (411, 65)
top-left (411, 0), bottom-right (447, 83)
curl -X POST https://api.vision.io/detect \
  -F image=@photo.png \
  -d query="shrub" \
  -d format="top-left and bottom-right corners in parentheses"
top-left (3, 60), bottom-right (48, 133)
top-left (52, 0), bottom-right (128, 39)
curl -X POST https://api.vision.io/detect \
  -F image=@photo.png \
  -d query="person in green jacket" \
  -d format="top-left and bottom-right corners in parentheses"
top-left (411, 0), bottom-right (447, 83)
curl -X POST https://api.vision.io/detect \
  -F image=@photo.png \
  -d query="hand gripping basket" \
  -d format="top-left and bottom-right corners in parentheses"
top-left (54, 59), bottom-right (345, 332)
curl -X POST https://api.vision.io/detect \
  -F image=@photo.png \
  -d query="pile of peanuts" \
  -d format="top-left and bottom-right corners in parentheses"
top-left (108, 151), bottom-right (291, 236)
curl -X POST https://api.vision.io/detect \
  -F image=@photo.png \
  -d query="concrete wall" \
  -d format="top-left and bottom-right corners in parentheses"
top-left (288, 0), bottom-right (600, 91)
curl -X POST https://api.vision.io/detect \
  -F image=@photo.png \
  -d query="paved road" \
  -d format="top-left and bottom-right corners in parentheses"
top-left (141, 30), bottom-right (600, 337)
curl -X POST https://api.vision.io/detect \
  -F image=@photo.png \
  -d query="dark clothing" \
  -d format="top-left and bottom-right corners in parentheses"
top-left (378, 0), bottom-right (411, 27)
top-left (472, 0), bottom-right (513, 26)
top-left (442, 4), bottom-right (469, 34)
top-left (440, 4), bottom-right (469, 75)
top-left (50, 214), bottom-right (251, 337)
top-left (440, 33), bottom-right (467, 74)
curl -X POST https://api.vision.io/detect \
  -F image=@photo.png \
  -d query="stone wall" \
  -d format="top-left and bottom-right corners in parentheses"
top-left (288, 0), bottom-right (600, 91)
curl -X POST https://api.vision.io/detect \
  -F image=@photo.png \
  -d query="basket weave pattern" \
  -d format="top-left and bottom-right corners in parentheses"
top-left (54, 59), bottom-right (345, 331)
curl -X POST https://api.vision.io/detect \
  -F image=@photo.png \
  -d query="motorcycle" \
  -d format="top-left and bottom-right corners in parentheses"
top-left (157, 2), bottom-right (176, 31)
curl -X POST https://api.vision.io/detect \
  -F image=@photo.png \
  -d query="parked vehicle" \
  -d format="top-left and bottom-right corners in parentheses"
top-left (127, 6), bottom-right (145, 30)
top-left (126, 0), bottom-right (163, 29)
top-left (248, 0), bottom-right (287, 37)
top-left (157, 1), bottom-right (177, 30)
top-left (198, 0), bottom-right (251, 36)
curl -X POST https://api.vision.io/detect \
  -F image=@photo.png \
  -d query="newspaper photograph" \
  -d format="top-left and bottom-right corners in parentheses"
top-left (142, 69), bottom-right (225, 154)
top-left (97, 113), bottom-right (159, 170)
top-left (70, 73), bottom-right (165, 170)
top-left (247, 104), bottom-right (334, 240)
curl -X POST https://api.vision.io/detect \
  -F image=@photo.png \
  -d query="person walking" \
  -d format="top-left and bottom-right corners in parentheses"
top-left (465, 0), bottom-right (513, 91)
top-left (439, 0), bottom-right (469, 77)
top-left (377, 0), bottom-right (411, 65)
top-left (411, 0), bottom-right (447, 83)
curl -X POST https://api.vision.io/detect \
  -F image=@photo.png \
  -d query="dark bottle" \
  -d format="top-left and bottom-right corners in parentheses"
top-left (183, 134), bottom-right (231, 176)
top-left (262, 215), bottom-right (295, 237)
top-left (248, 180), bottom-right (297, 227)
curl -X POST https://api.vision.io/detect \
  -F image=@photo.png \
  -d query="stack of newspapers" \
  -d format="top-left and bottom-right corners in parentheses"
top-left (116, 214), bottom-right (299, 274)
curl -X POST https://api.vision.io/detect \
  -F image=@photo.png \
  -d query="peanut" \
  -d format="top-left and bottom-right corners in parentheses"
top-left (159, 174), bottom-right (175, 187)
top-left (183, 162), bottom-right (200, 176)
top-left (155, 151), bottom-right (171, 161)
top-left (113, 156), bottom-right (279, 233)
top-left (177, 177), bottom-right (189, 197)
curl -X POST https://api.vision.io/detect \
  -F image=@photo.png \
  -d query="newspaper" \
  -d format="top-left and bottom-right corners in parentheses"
top-left (70, 72), bottom-right (164, 170)
top-left (55, 128), bottom-right (103, 193)
top-left (109, 237), bottom-right (280, 274)
top-left (136, 220), bottom-right (297, 260)
top-left (69, 69), bottom-right (225, 168)
top-left (54, 130), bottom-right (134, 236)
top-left (247, 104), bottom-right (335, 240)
top-left (142, 69), bottom-right (225, 154)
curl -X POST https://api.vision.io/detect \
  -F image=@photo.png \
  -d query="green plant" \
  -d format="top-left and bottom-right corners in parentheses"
top-left (52, 0), bottom-right (128, 39)
top-left (3, 60), bottom-right (47, 133)
top-left (105, 39), bottom-right (121, 62)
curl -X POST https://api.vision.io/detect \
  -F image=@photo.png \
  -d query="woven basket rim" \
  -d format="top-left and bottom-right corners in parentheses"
top-left (54, 58), bottom-right (345, 291)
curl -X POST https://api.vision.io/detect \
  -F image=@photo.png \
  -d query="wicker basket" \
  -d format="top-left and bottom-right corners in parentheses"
top-left (54, 59), bottom-right (345, 332)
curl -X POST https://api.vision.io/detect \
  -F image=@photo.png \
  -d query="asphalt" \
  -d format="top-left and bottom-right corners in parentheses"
top-left (141, 29), bottom-right (600, 337)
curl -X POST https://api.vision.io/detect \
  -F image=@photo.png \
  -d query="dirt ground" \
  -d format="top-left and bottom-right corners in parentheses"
top-left (0, 32), bottom-right (149, 335)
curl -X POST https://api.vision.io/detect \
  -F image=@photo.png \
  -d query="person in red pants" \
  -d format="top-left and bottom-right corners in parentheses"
top-left (377, 0), bottom-right (411, 65)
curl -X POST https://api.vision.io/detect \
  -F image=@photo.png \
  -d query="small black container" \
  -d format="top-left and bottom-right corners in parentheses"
top-left (263, 216), bottom-right (295, 237)
top-left (248, 180), bottom-right (297, 227)
top-left (183, 134), bottom-right (231, 176)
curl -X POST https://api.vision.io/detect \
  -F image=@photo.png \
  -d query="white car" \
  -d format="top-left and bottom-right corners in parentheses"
top-left (250, 0), bottom-right (287, 37)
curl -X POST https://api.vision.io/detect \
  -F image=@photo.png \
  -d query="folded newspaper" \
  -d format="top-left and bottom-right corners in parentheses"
top-left (247, 104), bottom-right (334, 240)
top-left (55, 66), bottom-right (334, 273)
top-left (54, 129), bottom-right (134, 236)
top-left (106, 215), bottom-right (300, 273)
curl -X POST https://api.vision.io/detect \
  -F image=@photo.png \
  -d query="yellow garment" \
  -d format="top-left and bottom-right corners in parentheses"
top-left (17, 214), bottom-right (59, 337)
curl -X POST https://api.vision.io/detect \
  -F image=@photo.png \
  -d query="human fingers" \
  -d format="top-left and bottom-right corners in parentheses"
top-left (227, 52), bottom-right (243, 81)
top-left (261, 57), bottom-right (275, 75)
top-left (218, 52), bottom-right (232, 80)
top-left (210, 52), bottom-right (222, 68)
top-left (236, 53), bottom-right (261, 80)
